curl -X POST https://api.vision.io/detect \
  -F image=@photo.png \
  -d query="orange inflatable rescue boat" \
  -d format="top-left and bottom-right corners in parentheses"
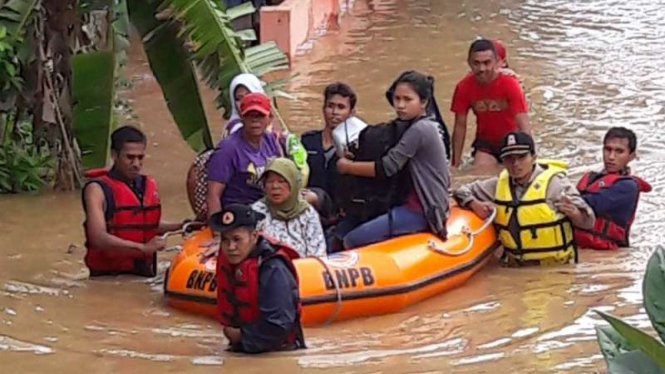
top-left (164, 206), bottom-right (498, 326)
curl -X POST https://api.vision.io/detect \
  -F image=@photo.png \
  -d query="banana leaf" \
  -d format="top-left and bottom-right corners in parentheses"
top-left (644, 246), bottom-right (665, 343)
top-left (127, 0), bottom-right (213, 152)
top-left (72, 50), bottom-right (115, 169)
top-left (607, 351), bottom-right (665, 374)
top-left (163, 0), bottom-right (289, 119)
top-left (0, 0), bottom-right (38, 38)
top-left (597, 311), bottom-right (665, 370)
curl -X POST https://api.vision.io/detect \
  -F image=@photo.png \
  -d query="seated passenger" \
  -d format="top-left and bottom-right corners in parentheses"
top-left (453, 132), bottom-right (595, 266)
top-left (252, 158), bottom-right (326, 258)
top-left (211, 204), bottom-right (306, 354)
top-left (301, 82), bottom-right (358, 202)
top-left (207, 93), bottom-right (282, 218)
top-left (187, 73), bottom-right (265, 220)
top-left (82, 126), bottom-right (187, 277)
top-left (575, 127), bottom-right (652, 250)
top-left (336, 71), bottom-right (450, 249)
top-left (224, 73), bottom-right (266, 138)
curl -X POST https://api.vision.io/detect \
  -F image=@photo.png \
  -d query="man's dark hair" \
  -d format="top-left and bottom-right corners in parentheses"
top-left (324, 82), bottom-right (357, 110)
top-left (111, 126), bottom-right (146, 153)
top-left (468, 38), bottom-right (497, 59)
top-left (604, 127), bottom-right (637, 153)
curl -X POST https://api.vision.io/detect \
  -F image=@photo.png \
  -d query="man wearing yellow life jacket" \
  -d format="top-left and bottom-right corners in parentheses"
top-left (453, 132), bottom-right (596, 266)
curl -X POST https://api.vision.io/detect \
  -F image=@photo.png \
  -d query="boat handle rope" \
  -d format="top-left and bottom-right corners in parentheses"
top-left (160, 221), bottom-right (201, 252)
top-left (427, 207), bottom-right (497, 257)
top-left (310, 256), bottom-right (343, 326)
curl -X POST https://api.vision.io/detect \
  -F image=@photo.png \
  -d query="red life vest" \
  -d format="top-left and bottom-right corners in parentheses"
top-left (575, 172), bottom-right (651, 250)
top-left (83, 169), bottom-right (162, 276)
top-left (216, 236), bottom-right (305, 349)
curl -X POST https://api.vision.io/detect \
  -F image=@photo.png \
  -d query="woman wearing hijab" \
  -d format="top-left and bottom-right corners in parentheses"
top-left (252, 158), bottom-right (326, 258)
top-left (224, 73), bottom-right (266, 137)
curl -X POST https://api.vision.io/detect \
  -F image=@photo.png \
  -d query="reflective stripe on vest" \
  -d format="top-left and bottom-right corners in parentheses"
top-left (493, 162), bottom-right (576, 264)
top-left (575, 172), bottom-right (652, 250)
top-left (83, 170), bottom-right (162, 276)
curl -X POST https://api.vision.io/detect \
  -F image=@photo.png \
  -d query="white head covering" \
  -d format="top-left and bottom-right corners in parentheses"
top-left (227, 73), bottom-right (265, 135)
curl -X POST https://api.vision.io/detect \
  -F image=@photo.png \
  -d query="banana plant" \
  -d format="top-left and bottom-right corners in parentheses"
top-left (162, 0), bottom-right (290, 121)
top-left (595, 246), bottom-right (665, 373)
top-left (71, 0), bottom-right (128, 169)
top-left (127, 0), bottom-right (213, 153)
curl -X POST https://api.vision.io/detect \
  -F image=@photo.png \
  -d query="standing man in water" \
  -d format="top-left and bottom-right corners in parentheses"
top-left (451, 38), bottom-right (530, 168)
top-left (575, 127), bottom-right (652, 250)
top-left (212, 204), bottom-right (306, 353)
top-left (82, 126), bottom-right (186, 277)
top-left (453, 132), bottom-right (594, 266)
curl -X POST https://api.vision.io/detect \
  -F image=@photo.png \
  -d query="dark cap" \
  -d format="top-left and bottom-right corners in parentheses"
top-left (500, 132), bottom-right (535, 159)
top-left (209, 204), bottom-right (266, 233)
top-left (240, 93), bottom-right (271, 116)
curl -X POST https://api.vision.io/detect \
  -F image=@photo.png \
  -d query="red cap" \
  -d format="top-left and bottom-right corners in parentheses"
top-left (493, 40), bottom-right (506, 61)
top-left (240, 93), bottom-right (271, 116)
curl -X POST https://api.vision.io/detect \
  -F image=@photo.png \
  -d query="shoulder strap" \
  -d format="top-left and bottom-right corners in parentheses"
top-left (82, 180), bottom-right (115, 222)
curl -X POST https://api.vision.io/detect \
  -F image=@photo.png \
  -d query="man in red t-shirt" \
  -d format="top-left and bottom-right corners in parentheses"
top-left (450, 39), bottom-right (530, 168)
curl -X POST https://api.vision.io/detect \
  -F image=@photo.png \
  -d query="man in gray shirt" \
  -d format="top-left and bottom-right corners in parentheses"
top-left (453, 132), bottom-right (594, 266)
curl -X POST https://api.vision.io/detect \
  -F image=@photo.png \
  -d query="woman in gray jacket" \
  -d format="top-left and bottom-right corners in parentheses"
top-left (336, 71), bottom-right (451, 249)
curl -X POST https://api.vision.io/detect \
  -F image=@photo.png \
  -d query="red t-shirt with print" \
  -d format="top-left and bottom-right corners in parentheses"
top-left (450, 73), bottom-right (527, 149)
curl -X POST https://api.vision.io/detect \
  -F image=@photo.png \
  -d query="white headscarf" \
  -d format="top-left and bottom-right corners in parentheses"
top-left (227, 73), bottom-right (265, 135)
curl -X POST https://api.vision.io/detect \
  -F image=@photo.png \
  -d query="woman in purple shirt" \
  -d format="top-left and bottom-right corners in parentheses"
top-left (207, 93), bottom-right (282, 218)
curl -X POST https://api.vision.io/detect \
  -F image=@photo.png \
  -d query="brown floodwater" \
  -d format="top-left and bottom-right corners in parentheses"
top-left (2, 0), bottom-right (665, 372)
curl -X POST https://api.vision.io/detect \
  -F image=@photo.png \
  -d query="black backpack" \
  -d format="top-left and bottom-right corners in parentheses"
top-left (335, 119), bottom-right (413, 223)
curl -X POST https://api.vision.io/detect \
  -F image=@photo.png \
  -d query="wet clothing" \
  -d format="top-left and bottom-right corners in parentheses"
top-left (576, 171), bottom-right (652, 250)
top-left (344, 116), bottom-right (450, 248)
top-left (453, 163), bottom-right (595, 265)
top-left (451, 74), bottom-right (528, 151)
top-left (494, 162), bottom-right (577, 265)
top-left (216, 236), bottom-right (305, 353)
top-left (343, 205), bottom-right (429, 249)
top-left (301, 130), bottom-right (339, 199)
top-left (375, 116), bottom-right (450, 237)
top-left (207, 130), bottom-right (281, 206)
top-left (82, 168), bottom-right (161, 277)
top-left (472, 138), bottom-right (503, 162)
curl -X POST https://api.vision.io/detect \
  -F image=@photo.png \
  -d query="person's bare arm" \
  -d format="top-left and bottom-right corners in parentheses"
top-left (206, 181), bottom-right (226, 219)
top-left (515, 113), bottom-right (531, 135)
top-left (83, 184), bottom-right (164, 253)
top-left (452, 113), bottom-right (468, 168)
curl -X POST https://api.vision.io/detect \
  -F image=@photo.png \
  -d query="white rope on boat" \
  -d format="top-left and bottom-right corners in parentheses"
top-left (427, 207), bottom-right (497, 257)
top-left (311, 256), bottom-right (343, 326)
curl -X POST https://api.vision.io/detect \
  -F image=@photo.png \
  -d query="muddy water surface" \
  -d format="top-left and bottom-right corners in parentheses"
top-left (2, 0), bottom-right (665, 373)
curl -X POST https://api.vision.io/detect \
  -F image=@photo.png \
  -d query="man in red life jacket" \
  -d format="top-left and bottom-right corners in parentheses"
top-left (82, 126), bottom-right (187, 277)
top-left (575, 127), bottom-right (652, 250)
top-left (210, 204), bottom-right (305, 353)
top-left (451, 38), bottom-right (530, 169)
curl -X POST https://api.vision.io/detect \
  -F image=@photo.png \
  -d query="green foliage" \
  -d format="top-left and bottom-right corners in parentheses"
top-left (596, 246), bottom-right (665, 373)
top-left (163, 0), bottom-right (289, 117)
top-left (0, 0), bottom-right (39, 38)
top-left (0, 115), bottom-right (54, 193)
top-left (0, 25), bottom-right (22, 97)
top-left (72, 50), bottom-right (116, 169)
top-left (127, 0), bottom-right (212, 152)
top-left (644, 247), bottom-right (665, 343)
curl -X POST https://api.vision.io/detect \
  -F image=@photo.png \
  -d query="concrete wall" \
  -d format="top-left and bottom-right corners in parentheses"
top-left (260, 0), bottom-right (340, 63)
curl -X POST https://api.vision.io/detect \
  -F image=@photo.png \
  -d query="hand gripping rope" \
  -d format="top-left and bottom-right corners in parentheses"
top-left (426, 207), bottom-right (497, 257)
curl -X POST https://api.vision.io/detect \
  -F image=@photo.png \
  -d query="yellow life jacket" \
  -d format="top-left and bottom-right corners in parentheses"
top-left (493, 160), bottom-right (577, 266)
